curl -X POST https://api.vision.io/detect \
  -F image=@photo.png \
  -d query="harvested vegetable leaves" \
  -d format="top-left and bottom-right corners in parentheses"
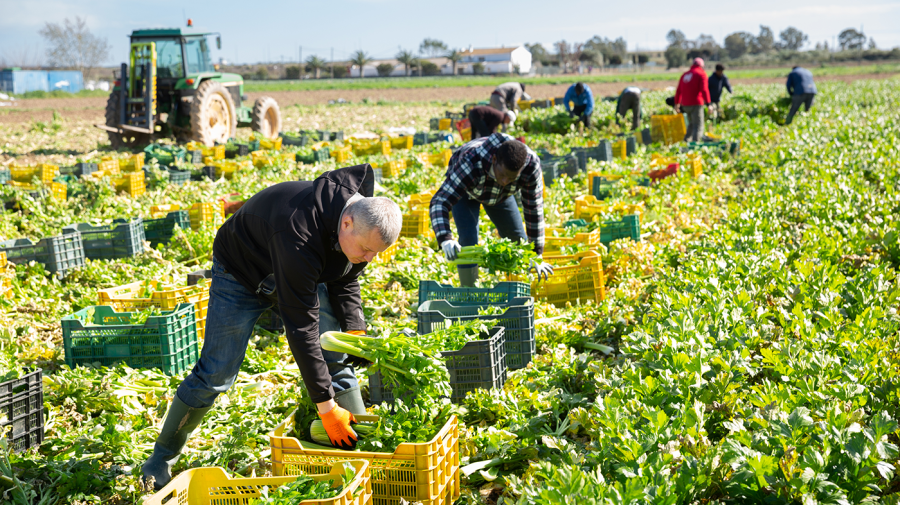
top-left (451, 237), bottom-right (536, 274)
top-left (249, 462), bottom-right (356, 504)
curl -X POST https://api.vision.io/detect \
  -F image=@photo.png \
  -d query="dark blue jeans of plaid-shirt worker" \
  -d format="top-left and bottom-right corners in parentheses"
top-left (177, 257), bottom-right (356, 409)
top-left (452, 193), bottom-right (527, 275)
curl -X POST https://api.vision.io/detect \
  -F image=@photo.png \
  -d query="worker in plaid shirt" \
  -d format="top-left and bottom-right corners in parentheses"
top-left (430, 133), bottom-right (554, 287)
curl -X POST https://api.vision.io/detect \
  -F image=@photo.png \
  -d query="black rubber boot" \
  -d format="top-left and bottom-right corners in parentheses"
top-left (458, 265), bottom-right (479, 288)
top-left (334, 386), bottom-right (366, 415)
top-left (141, 396), bottom-right (212, 490)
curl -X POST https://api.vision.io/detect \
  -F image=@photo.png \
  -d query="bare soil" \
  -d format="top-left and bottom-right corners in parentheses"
top-left (0, 73), bottom-right (893, 125)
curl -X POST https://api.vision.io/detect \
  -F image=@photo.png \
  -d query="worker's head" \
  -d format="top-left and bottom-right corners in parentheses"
top-left (503, 110), bottom-right (517, 125)
top-left (519, 82), bottom-right (526, 92)
top-left (491, 140), bottom-right (528, 187)
top-left (339, 197), bottom-right (403, 264)
top-left (574, 83), bottom-right (585, 95)
top-left (693, 57), bottom-right (705, 68)
top-left (715, 64), bottom-right (725, 75)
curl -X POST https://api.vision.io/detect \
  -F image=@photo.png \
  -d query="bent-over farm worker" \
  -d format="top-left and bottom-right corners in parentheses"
top-left (615, 86), bottom-right (642, 131)
top-left (490, 81), bottom-right (532, 116)
top-left (430, 133), bottom-right (554, 287)
top-left (674, 57), bottom-right (711, 142)
top-left (564, 82), bottom-right (595, 129)
top-left (785, 65), bottom-right (817, 125)
top-left (142, 164), bottom-right (402, 489)
top-left (468, 105), bottom-right (516, 139)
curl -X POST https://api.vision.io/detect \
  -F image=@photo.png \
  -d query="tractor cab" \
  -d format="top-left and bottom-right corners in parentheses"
top-left (97, 25), bottom-right (281, 149)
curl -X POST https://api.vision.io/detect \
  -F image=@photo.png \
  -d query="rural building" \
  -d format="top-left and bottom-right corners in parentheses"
top-left (0, 68), bottom-right (84, 94)
top-left (458, 46), bottom-right (532, 74)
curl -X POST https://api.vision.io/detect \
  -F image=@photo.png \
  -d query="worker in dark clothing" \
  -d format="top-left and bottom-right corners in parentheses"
top-left (564, 82), bottom-right (594, 128)
top-left (468, 105), bottom-right (516, 139)
top-left (708, 64), bottom-right (732, 120)
top-left (615, 86), bottom-right (642, 131)
top-left (141, 165), bottom-right (403, 490)
top-left (785, 66), bottom-right (817, 125)
top-left (431, 134), bottom-right (553, 287)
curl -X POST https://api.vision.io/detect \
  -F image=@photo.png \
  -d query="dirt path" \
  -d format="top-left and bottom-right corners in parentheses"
top-left (0, 72), bottom-right (894, 125)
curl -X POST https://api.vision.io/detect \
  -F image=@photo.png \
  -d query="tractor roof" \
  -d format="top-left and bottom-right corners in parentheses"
top-left (131, 28), bottom-right (213, 38)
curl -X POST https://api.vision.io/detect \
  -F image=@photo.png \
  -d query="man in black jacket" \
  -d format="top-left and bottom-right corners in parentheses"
top-left (468, 105), bottom-right (515, 138)
top-left (708, 64), bottom-right (732, 120)
top-left (142, 164), bottom-right (402, 490)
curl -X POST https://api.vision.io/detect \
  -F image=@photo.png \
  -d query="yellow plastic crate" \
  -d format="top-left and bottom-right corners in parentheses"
top-left (209, 159), bottom-right (252, 179)
top-left (613, 140), bottom-right (627, 159)
top-left (150, 204), bottom-right (181, 218)
top-left (649, 114), bottom-right (686, 145)
top-left (400, 207), bottom-right (433, 238)
top-left (98, 280), bottom-right (211, 340)
top-left (407, 190), bottom-right (435, 211)
top-left (460, 127), bottom-right (472, 142)
top-left (331, 146), bottom-right (354, 164)
top-left (118, 153), bottom-right (145, 172)
top-left (189, 201), bottom-right (225, 230)
top-left (686, 154), bottom-right (703, 178)
top-left (0, 252), bottom-right (11, 300)
top-left (144, 460), bottom-right (372, 505)
top-left (371, 240), bottom-right (400, 264)
top-left (418, 150), bottom-right (452, 168)
top-left (11, 164), bottom-right (59, 185)
top-left (374, 159), bottom-right (406, 178)
top-left (518, 99), bottom-right (535, 110)
top-left (50, 182), bottom-right (66, 201)
top-left (543, 227), bottom-right (601, 254)
top-left (586, 171), bottom-right (625, 191)
top-left (352, 140), bottom-right (391, 157)
top-left (574, 195), bottom-right (643, 221)
top-left (438, 118), bottom-right (452, 130)
top-left (96, 159), bottom-right (120, 175)
top-left (270, 412), bottom-right (459, 505)
top-left (387, 136), bottom-right (414, 150)
top-left (533, 250), bottom-right (606, 307)
top-left (112, 171), bottom-right (145, 198)
top-left (0, 252), bottom-right (6, 269)
top-left (259, 137), bottom-right (283, 151)
top-left (650, 154), bottom-right (678, 168)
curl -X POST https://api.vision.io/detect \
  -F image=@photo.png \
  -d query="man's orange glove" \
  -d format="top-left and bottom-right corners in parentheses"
top-left (319, 404), bottom-right (358, 450)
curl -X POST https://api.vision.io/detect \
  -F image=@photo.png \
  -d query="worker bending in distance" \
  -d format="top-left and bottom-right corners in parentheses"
top-left (142, 165), bottom-right (403, 490)
top-left (564, 82), bottom-right (594, 129)
top-left (785, 66), bottom-right (817, 125)
top-left (490, 81), bottom-right (531, 116)
top-left (708, 64), bottom-right (732, 120)
top-left (430, 133), bottom-right (554, 287)
top-left (468, 105), bottom-right (516, 139)
top-left (674, 57), bottom-right (711, 142)
top-left (615, 86), bottom-right (642, 131)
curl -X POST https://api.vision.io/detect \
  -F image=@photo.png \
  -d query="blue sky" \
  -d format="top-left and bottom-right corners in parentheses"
top-left (1, 0), bottom-right (898, 67)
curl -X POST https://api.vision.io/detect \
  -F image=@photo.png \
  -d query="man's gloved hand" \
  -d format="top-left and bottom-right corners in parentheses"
top-left (441, 240), bottom-right (461, 261)
top-left (530, 258), bottom-right (555, 282)
top-left (343, 330), bottom-right (372, 368)
top-left (319, 404), bottom-right (358, 450)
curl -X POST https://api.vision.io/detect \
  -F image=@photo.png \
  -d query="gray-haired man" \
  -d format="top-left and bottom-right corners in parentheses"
top-left (142, 164), bottom-right (402, 489)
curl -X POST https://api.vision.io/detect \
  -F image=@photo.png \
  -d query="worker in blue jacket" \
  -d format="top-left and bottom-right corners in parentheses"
top-left (785, 66), bottom-right (817, 125)
top-left (564, 82), bottom-right (594, 128)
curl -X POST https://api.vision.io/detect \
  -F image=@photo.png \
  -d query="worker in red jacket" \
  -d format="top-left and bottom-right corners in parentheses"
top-left (674, 58), bottom-right (711, 142)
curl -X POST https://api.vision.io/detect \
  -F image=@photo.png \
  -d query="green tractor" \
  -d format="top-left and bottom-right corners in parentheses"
top-left (98, 26), bottom-right (281, 148)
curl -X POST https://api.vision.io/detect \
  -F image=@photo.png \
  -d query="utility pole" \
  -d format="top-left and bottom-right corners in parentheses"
top-left (299, 46), bottom-right (303, 80)
top-left (331, 47), bottom-right (334, 78)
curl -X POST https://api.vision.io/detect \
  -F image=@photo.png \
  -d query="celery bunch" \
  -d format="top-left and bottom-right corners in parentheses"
top-left (450, 237), bottom-right (536, 274)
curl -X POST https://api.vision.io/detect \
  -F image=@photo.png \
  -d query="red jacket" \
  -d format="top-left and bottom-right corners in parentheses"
top-left (675, 65), bottom-right (711, 106)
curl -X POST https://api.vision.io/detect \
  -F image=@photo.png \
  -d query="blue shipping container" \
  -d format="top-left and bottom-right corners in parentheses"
top-left (47, 71), bottom-right (84, 93)
top-left (0, 69), bottom-right (84, 94)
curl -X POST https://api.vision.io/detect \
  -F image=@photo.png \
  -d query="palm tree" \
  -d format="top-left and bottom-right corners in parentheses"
top-left (305, 55), bottom-right (327, 79)
top-left (446, 49), bottom-right (462, 75)
top-left (350, 50), bottom-right (372, 78)
top-left (395, 49), bottom-right (416, 77)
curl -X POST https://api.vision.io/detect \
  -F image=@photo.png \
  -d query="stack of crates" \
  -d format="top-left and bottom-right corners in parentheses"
top-left (11, 164), bottom-right (59, 185)
top-left (95, 159), bottom-right (120, 176)
top-left (0, 232), bottom-right (85, 279)
top-left (400, 207), bottom-right (432, 238)
top-left (117, 153), bottom-right (145, 172)
top-left (533, 250), bottom-right (605, 307)
top-left (99, 277), bottom-right (211, 340)
top-left (62, 218), bottom-right (146, 259)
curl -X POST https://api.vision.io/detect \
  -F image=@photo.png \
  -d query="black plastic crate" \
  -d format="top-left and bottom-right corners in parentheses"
top-left (445, 112), bottom-right (464, 120)
top-left (589, 141), bottom-right (613, 162)
top-left (429, 118), bottom-right (441, 130)
top-left (542, 160), bottom-right (560, 186)
top-left (0, 369), bottom-right (44, 453)
top-left (75, 162), bottom-right (98, 177)
top-left (418, 281), bottom-right (530, 305)
top-left (202, 166), bottom-right (217, 180)
top-left (417, 297), bottom-right (535, 370)
top-left (626, 136), bottom-right (637, 156)
top-left (225, 143), bottom-right (250, 158)
top-left (0, 232), bottom-right (85, 279)
top-left (641, 128), bottom-right (653, 145)
top-left (63, 218), bottom-right (146, 260)
top-left (281, 132), bottom-right (310, 147)
top-left (188, 150), bottom-right (203, 164)
top-left (167, 168), bottom-right (191, 186)
top-left (144, 210), bottom-right (190, 248)
top-left (186, 269), bottom-right (211, 286)
top-left (413, 132), bottom-right (443, 146)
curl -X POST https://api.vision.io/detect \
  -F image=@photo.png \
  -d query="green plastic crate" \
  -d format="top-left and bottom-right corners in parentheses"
top-left (61, 303), bottom-right (199, 375)
top-left (144, 210), bottom-right (190, 248)
top-left (0, 168), bottom-right (10, 184)
top-left (62, 218), bottom-right (146, 259)
top-left (598, 214), bottom-right (640, 244)
top-left (418, 281), bottom-right (530, 306)
top-left (0, 232), bottom-right (85, 279)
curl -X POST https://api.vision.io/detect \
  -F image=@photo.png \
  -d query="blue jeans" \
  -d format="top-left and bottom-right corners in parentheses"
top-left (452, 193), bottom-right (527, 274)
top-left (177, 257), bottom-right (358, 409)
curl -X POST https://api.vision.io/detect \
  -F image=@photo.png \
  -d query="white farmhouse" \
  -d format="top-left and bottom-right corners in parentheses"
top-left (458, 46), bottom-right (532, 74)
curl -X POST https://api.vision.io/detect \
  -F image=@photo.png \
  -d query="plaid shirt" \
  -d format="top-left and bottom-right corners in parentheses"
top-left (429, 133), bottom-right (545, 254)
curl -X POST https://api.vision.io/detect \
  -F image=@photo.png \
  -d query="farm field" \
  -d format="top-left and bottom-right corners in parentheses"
top-left (0, 77), bottom-right (899, 505)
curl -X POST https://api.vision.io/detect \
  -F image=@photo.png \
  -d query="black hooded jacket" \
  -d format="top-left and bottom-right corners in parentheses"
top-left (213, 164), bottom-right (375, 402)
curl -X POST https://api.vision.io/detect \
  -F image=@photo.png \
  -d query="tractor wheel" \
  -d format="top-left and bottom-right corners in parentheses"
top-left (104, 91), bottom-right (150, 148)
top-left (250, 96), bottom-right (282, 139)
top-left (190, 80), bottom-right (237, 147)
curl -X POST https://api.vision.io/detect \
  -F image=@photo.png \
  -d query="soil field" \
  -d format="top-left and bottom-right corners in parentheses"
top-left (0, 72), bottom-right (895, 126)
